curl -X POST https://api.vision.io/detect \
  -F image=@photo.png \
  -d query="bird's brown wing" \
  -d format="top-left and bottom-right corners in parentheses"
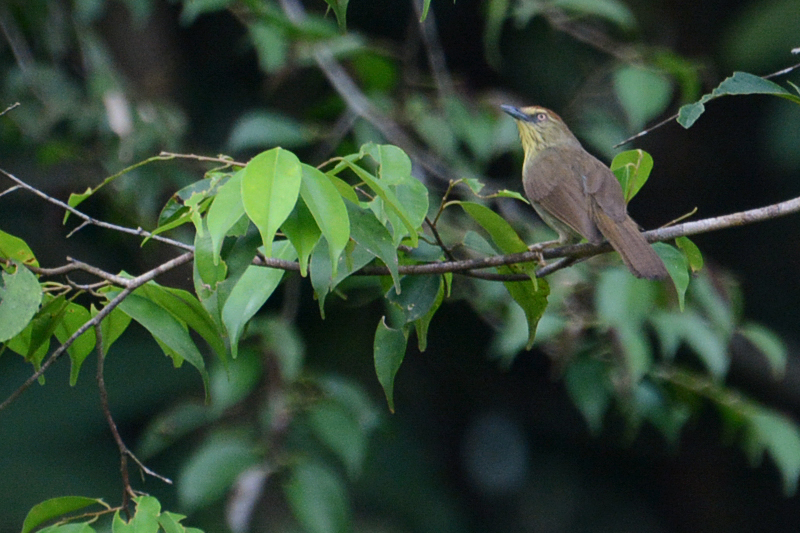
top-left (577, 150), bottom-right (628, 222)
top-left (522, 147), bottom-right (601, 243)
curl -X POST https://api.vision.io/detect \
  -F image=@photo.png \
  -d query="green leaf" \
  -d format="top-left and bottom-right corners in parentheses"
top-left (22, 496), bottom-right (106, 533)
top-left (113, 292), bottom-right (209, 395)
top-left (38, 522), bottom-right (96, 532)
top-left (564, 357), bottom-right (611, 433)
top-left (596, 270), bottom-right (657, 381)
top-left (552, 0), bottom-right (636, 29)
top-left (227, 110), bottom-right (311, 151)
top-left (387, 274), bottom-right (442, 324)
top-left (323, 0), bottom-right (349, 32)
top-left (457, 201), bottom-right (528, 254)
top-left (739, 322), bottom-right (787, 379)
top-left (284, 461), bottom-right (350, 533)
top-left (675, 236), bottom-right (703, 272)
top-left (411, 276), bottom-right (445, 352)
top-left (678, 71), bottom-right (800, 128)
top-left (95, 305), bottom-right (131, 356)
top-left (419, 0), bottom-right (432, 21)
top-left (300, 164), bottom-right (351, 276)
top-left (194, 224), bottom-right (228, 294)
top-left (178, 430), bottom-right (260, 510)
top-left (345, 200), bottom-right (400, 291)
top-left (112, 496), bottom-right (162, 533)
top-left (373, 317), bottom-right (408, 412)
top-left (308, 400), bottom-right (366, 477)
top-left (654, 242), bottom-right (690, 311)
top-left (241, 148), bottom-right (302, 256)
top-left (0, 260), bottom-right (43, 342)
top-left (139, 283), bottom-right (227, 360)
top-left (490, 189), bottom-right (528, 203)
top-left (610, 149), bottom-right (654, 203)
top-left (613, 66), bottom-right (673, 130)
top-left (744, 408), bottom-right (800, 496)
top-left (501, 270), bottom-right (549, 352)
top-left (52, 302), bottom-right (96, 385)
top-left (336, 158), bottom-right (419, 247)
top-left (222, 242), bottom-right (295, 358)
top-left (310, 239), bottom-right (375, 316)
top-left (206, 170), bottom-right (246, 265)
top-left (0, 228), bottom-right (38, 267)
top-left (281, 196), bottom-right (321, 277)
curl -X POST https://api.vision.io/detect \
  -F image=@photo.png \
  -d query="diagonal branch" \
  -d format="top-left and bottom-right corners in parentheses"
top-left (0, 252), bottom-right (194, 412)
top-left (0, 168), bottom-right (193, 252)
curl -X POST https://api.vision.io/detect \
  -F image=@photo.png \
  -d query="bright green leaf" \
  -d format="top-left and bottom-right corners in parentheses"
top-left (0, 228), bottom-right (38, 267)
top-left (654, 242), bottom-right (690, 311)
top-left (222, 255), bottom-right (291, 358)
top-left (206, 170), bottom-right (246, 265)
top-left (346, 200), bottom-right (400, 291)
top-left (52, 302), bottom-right (96, 386)
top-left (113, 292), bottom-right (209, 395)
top-left (676, 236), bottom-right (704, 272)
top-left (22, 496), bottom-right (106, 533)
top-left (614, 66), bottom-right (673, 130)
top-left (0, 260), bottom-right (43, 342)
top-left (610, 149), bottom-right (654, 203)
top-left (300, 164), bottom-right (351, 276)
top-left (227, 110), bottom-right (311, 151)
top-left (241, 148), bottom-right (302, 257)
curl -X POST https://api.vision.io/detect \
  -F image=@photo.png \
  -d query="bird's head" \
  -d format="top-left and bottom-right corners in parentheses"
top-left (501, 105), bottom-right (579, 157)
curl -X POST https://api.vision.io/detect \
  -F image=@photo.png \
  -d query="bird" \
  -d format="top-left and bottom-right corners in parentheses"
top-left (502, 104), bottom-right (668, 280)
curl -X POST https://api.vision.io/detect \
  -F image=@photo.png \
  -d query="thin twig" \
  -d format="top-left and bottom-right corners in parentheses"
top-left (277, 0), bottom-right (457, 184)
top-left (0, 168), bottom-right (193, 252)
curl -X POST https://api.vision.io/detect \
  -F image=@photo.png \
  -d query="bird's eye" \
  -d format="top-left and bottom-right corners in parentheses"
top-left (535, 113), bottom-right (548, 122)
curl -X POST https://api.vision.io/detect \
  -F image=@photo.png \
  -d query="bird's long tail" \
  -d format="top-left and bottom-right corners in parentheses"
top-left (594, 213), bottom-right (669, 280)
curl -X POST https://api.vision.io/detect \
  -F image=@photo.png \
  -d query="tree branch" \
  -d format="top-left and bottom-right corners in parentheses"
top-left (0, 252), bottom-right (194, 412)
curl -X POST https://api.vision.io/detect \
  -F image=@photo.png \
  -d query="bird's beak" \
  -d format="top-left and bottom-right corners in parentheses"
top-left (501, 104), bottom-right (530, 122)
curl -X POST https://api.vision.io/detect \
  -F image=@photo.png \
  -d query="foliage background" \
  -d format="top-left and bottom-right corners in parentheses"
top-left (1, 0), bottom-right (800, 531)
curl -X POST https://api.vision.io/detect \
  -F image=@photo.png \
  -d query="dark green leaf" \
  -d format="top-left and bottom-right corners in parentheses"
top-left (387, 274), bottom-right (442, 324)
top-left (678, 71), bottom-right (800, 128)
top-left (323, 0), bottom-right (349, 32)
top-left (374, 317), bottom-right (408, 412)
top-left (310, 239), bottom-right (376, 316)
top-left (281, 195), bottom-right (321, 277)
top-left (564, 357), bottom-right (611, 433)
top-left (345, 200), bottom-right (400, 291)
top-left (501, 269), bottom-right (549, 352)
top-left (457, 201), bottom-right (528, 254)
top-left (739, 322), bottom-right (787, 379)
top-left (744, 408), bottom-right (800, 496)
top-left (227, 111), bottom-right (311, 151)
top-left (654, 242), bottom-right (690, 311)
top-left (412, 277), bottom-right (445, 352)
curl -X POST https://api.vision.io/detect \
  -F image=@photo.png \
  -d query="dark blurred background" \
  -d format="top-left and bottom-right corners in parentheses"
top-left (1, 0), bottom-right (799, 531)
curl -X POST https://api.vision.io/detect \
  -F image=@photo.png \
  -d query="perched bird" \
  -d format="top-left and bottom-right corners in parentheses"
top-left (502, 104), bottom-right (668, 280)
